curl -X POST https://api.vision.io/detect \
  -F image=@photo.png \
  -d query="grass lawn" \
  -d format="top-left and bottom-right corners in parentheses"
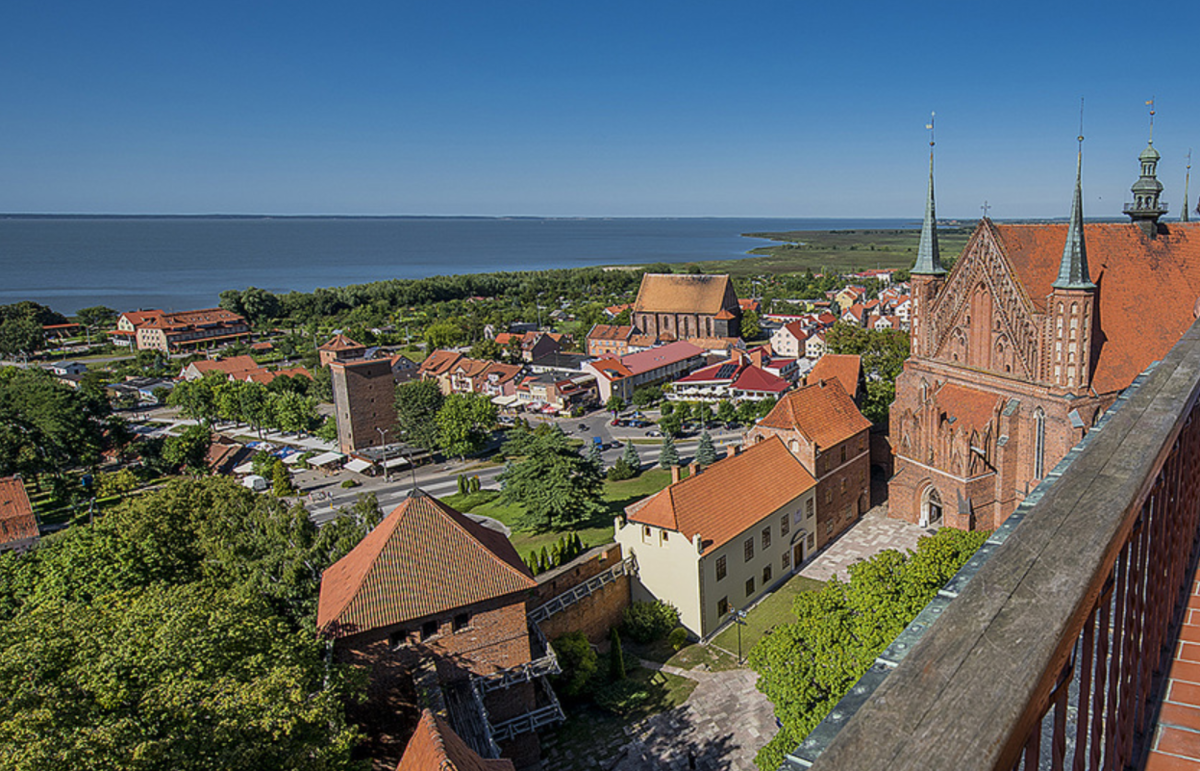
top-left (710, 572), bottom-right (825, 657)
top-left (627, 638), bottom-right (741, 673)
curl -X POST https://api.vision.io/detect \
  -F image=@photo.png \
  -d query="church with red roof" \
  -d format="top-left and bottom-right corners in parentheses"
top-left (890, 133), bottom-right (1200, 531)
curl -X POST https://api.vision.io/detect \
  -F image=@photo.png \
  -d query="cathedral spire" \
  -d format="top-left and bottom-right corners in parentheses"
top-left (1183, 150), bottom-right (1191, 223)
top-left (1053, 140), bottom-right (1094, 290)
top-left (912, 113), bottom-right (946, 276)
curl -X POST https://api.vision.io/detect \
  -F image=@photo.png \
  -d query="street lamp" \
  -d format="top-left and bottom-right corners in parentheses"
top-left (376, 427), bottom-right (390, 482)
top-left (733, 609), bottom-right (748, 664)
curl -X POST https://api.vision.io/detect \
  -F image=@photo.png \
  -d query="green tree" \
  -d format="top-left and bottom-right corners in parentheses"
top-left (695, 430), bottom-right (718, 467)
top-left (168, 374), bottom-right (223, 427)
top-left (605, 394), bottom-right (625, 413)
top-left (609, 627), bottom-right (627, 681)
top-left (395, 379), bottom-right (445, 452)
top-left (162, 424), bottom-right (211, 474)
top-left (621, 441), bottom-right (641, 472)
top-left (0, 368), bottom-right (111, 483)
top-left (436, 392), bottom-right (498, 459)
top-left (272, 459), bottom-right (295, 496)
top-left (658, 436), bottom-right (680, 469)
top-left (717, 399), bottom-right (737, 425)
top-left (424, 320), bottom-right (465, 349)
top-left (748, 528), bottom-right (989, 771)
top-left (552, 631), bottom-right (598, 699)
top-left (470, 338), bottom-right (503, 361)
top-left (586, 440), bottom-right (603, 470)
top-left (497, 427), bottom-right (604, 532)
top-left (694, 402), bottom-right (714, 425)
top-left (658, 412), bottom-right (683, 437)
top-left (741, 309), bottom-right (762, 340)
top-left (660, 401), bottom-right (675, 417)
top-left (74, 305), bottom-right (117, 335)
top-left (631, 384), bottom-right (661, 408)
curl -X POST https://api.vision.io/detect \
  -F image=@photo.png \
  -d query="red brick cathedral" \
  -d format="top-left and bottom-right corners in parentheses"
top-left (889, 135), bottom-right (1200, 531)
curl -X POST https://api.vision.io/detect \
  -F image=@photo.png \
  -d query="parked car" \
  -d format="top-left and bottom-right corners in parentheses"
top-left (578, 423), bottom-right (588, 432)
top-left (647, 429), bottom-right (662, 437)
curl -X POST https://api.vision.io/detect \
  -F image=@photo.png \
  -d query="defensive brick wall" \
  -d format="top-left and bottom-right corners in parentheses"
top-left (529, 544), bottom-right (632, 645)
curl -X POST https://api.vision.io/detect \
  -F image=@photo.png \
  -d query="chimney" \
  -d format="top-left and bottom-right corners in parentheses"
top-left (671, 465), bottom-right (681, 484)
top-left (725, 444), bottom-right (740, 459)
top-left (688, 462), bottom-right (701, 477)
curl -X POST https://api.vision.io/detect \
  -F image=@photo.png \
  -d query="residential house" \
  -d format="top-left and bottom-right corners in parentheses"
top-left (770, 322), bottom-right (809, 359)
top-left (180, 355), bottom-right (261, 381)
top-left (585, 324), bottom-right (636, 358)
top-left (418, 350), bottom-right (465, 395)
top-left (670, 348), bottom-right (793, 403)
top-left (805, 332), bottom-right (827, 360)
top-left (834, 286), bottom-right (867, 312)
top-left (0, 477), bottom-right (38, 554)
top-left (477, 362), bottom-right (525, 398)
top-left (494, 331), bottom-right (563, 363)
top-left (317, 490), bottom-right (554, 768)
top-left (745, 379), bottom-right (873, 550)
top-left (515, 372), bottom-right (598, 413)
top-left (615, 437), bottom-right (818, 638)
top-left (115, 308), bottom-right (251, 352)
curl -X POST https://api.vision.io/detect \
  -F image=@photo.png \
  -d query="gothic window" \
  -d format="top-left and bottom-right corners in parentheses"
top-left (1034, 408), bottom-right (1046, 479)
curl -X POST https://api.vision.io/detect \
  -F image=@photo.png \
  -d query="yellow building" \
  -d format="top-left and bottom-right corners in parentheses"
top-left (615, 435), bottom-right (817, 638)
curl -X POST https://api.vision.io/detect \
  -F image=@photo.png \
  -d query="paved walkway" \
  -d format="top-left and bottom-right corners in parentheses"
top-left (1144, 573), bottom-right (1200, 769)
top-left (797, 504), bottom-right (933, 582)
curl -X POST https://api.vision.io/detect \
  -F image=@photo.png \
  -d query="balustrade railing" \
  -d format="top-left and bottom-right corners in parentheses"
top-left (794, 317), bottom-right (1200, 771)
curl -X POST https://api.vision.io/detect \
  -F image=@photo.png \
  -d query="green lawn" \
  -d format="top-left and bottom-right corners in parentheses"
top-left (710, 572), bottom-right (825, 658)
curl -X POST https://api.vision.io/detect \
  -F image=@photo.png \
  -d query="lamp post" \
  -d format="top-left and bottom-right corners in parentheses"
top-left (733, 609), bottom-right (748, 664)
top-left (376, 427), bottom-right (390, 482)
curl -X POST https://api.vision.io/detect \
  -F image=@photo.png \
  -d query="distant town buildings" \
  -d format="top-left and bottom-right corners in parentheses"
top-left (583, 340), bottom-right (706, 404)
top-left (0, 477), bottom-right (38, 554)
top-left (632, 273), bottom-right (742, 341)
top-left (112, 308), bottom-right (251, 352)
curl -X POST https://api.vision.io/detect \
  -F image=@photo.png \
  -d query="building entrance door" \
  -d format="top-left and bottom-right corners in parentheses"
top-left (920, 487), bottom-right (943, 528)
top-left (793, 542), bottom-right (804, 570)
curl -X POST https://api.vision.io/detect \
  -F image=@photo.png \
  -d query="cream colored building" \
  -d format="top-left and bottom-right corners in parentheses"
top-left (615, 435), bottom-right (817, 639)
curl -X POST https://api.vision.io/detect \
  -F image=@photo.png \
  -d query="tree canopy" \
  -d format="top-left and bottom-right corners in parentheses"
top-left (0, 367), bottom-right (112, 481)
top-left (436, 392), bottom-right (497, 459)
top-left (497, 424), bottom-right (604, 532)
top-left (393, 379), bottom-right (444, 452)
top-left (748, 528), bottom-right (988, 771)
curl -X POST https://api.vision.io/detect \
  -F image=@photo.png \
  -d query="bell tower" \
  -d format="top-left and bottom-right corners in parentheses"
top-left (1047, 137), bottom-right (1097, 392)
top-left (910, 113), bottom-right (947, 359)
top-left (1124, 101), bottom-right (1169, 236)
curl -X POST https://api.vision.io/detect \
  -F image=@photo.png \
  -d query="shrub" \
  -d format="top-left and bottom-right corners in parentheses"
top-left (551, 632), bottom-right (598, 699)
top-left (594, 678), bottom-right (650, 716)
top-left (607, 457), bottom-right (637, 481)
top-left (622, 600), bottom-right (681, 644)
top-left (340, 479), bottom-right (360, 488)
top-left (669, 626), bottom-right (690, 651)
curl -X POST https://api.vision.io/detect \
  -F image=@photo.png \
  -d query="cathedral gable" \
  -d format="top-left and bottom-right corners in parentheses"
top-left (929, 223), bottom-right (1043, 379)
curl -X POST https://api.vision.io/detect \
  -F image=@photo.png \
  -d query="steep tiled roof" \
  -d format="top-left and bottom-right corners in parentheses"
top-left (588, 358), bottom-right (633, 381)
top-left (587, 324), bottom-right (635, 342)
top-left (780, 321), bottom-right (808, 342)
top-left (120, 310), bottom-right (163, 326)
top-left (480, 362), bottom-right (522, 384)
top-left (994, 221), bottom-right (1200, 394)
top-left (936, 383), bottom-right (1002, 435)
top-left (758, 378), bottom-right (871, 450)
top-left (319, 333), bottom-right (363, 351)
top-left (451, 358), bottom-right (490, 378)
top-left (418, 350), bottom-right (463, 377)
top-left (626, 436), bottom-right (815, 550)
top-left (0, 477), bottom-right (38, 547)
top-left (808, 354), bottom-right (862, 398)
top-left (732, 366), bottom-right (790, 393)
top-left (633, 274), bottom-right (738, 315)
top-left (317, 492), bottom-right (535, 638)
top-left (397, 709), bottom-right (515, 771)
top-left (142, 308), bottom-right (245, 330)
top-left (185, 355), bottom-right (260, 378)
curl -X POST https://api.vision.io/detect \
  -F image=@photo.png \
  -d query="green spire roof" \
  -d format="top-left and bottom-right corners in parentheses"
top-left (912, 146), bottom-right (945, 276)
top-left (1053, 150), bottom-right (1095, 290)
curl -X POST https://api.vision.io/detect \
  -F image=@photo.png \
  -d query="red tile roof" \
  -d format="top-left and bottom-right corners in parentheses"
top-left (397, 709), bottom-right (515, 771)
top-left (936, 383), bottom-right (1003, 435)
top-left (808, 354), bottom-right (862, 397)
top-left (625, 435), bottom-right (815, 550)
top-left (319, 333), bottom-right (364, 351)
top-left (0, 477), bottom-right (38, 547)
top-left (418, 350), bottom-right (464, 377)
top-left (587, 324), bottom-right (635, 342)
top-left (731, 366), bottom-right (790, 393)
top-left (620, 341), bottom-right (704, 375)
top-left (758, 378), bottom-right (871, 450)
top-left (994, 221), bottom-right (1200, 394)
top-left (317, 492), bottom-right (535, 639)
top-left (185, 355), bottom-right (260, 378)
top-left (633, 273), bottom-right (739, 315)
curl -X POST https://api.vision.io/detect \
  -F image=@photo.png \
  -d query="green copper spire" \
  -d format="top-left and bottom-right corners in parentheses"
top-left (1053, 145), bottom-right (1094, 290)
top-left (912, 114), bottom-right (945, 276)
top-left (1182, 150), bottom-right (1191, 223)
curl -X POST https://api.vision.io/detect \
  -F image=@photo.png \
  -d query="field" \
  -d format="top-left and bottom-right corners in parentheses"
top-left (686, 226), bottom-right (973, 277)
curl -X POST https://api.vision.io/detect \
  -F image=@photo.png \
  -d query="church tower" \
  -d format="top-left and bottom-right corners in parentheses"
top-left (910, 117), bottom-right (947, 359)
top-left (1124, 108), bottom-right (1169, 236)
top-left (1046, 142), bottom-right (1097, 391)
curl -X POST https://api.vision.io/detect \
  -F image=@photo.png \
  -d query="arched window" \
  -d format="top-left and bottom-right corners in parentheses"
top-left (1034, 408), bottom-right (1046, 479)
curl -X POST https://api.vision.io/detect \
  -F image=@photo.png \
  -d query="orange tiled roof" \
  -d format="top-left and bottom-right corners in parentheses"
top-left (626, 436), bottom-right (815, 550)
top-left (758, 378), bottom-right (871, 450)
top-left (588, 324), bottom-right (635, 342)
top-left (481, 362), bottom-right (522, 383)
top-left (317, 492), bottom-right (535, 638)
top-left (808, 354), bottom-right (862, 397)
top-left (628, 334), bottom-right (658, 348)
top-left (994, 221), bottom-right (1200, 394)
top-left (319, 333), bottom-right (363, 351)
top-left (0, 477), bottom-right (38, 547)
top-left (588, 357), bottom-right (634, 380)
top-left (397, 709), bottom-right (515, 771)
top-left (244, 366), bottom-right (311, 385)
top-left (187, 355), bottom-right (260, 378)
top-left (451, 358), bottom-right (490, 378)
top-left (633, 274), bottom-right (739, 315)
top-left (936, 382), bottom-right (1003, 435)
top-left (418, 350), bottom-right (463, 377)
top-left (120, 310), bottom-right (164, 326)
top-left (142, 308), bottom-right (246, 330)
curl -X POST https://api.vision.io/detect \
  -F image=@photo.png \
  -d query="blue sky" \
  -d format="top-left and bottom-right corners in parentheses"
top-left (2, 1), bottom-right (1197, 218)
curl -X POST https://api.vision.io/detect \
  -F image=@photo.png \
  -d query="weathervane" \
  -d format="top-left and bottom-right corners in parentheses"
top-left (1146, 97), bottom-right (1156, 143)
top-left (1078, 97), bottom-right (1085, 149)
top-left (926, 111), bottom-right (936, 149)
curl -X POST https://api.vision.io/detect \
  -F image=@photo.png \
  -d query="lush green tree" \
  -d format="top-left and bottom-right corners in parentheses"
top-left (748, 529), bottom-right (989, 771)
top-left (606, 457), bottom-right (636, 481)
top-left (631, 384), bottom-right (661, 408)
top-left (497, 427), bottom-right (604, 532)
top-left (736, 399), bottom-right (760, 425)
top-left (717, 399), bottom-right (737, 425)
top-left (695, 431), bottom-right (718, 467)
top-left (694, 402), bottom-right (714, 425)
top-left (609, 627), bottom-right (627, 681)
top-left (394, 379), bottom-right (445, 451)
top-left (162, 424), bottom-right (212, 474)
top-left (658, 412), bottom-right (683, 437)
top-left (741, 309), bottom-right (762, 340)
top-left (586, 440), bottom-right (603, 470)
top-left (621, 441), bottom-right (641, 472)
top-left (424, 320), bottom-right (465, 349)
top-left (269, 390), bottom-right (319, 434)
top-left (0, 367), bottom-right (111, 482)
top-left (0, 302), bottom-right (66, 356)
top-left (272, 459), bottom-right (295, 496)
top-left (658, 436), bottom-right (680, 468)
top-left (605, 394), bottom-right (625, 413)
top-left (168, 374), bottom-right (223, 426)
top-left (470, 338), bottom-right (504, 361)
top-left (74, 305), bottom-right (117, 333)
top-left (437, 392), bottom-right (497, 459)
top-left (552, 631), bottom-right (598, 699)
top-left (756, 396), bottom-right (778, 419)
top-left (660, 401), bottom-right (675, 417)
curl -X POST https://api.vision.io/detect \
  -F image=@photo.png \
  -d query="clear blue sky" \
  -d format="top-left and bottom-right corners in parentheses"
top-left (3, 1), bottom-right (1197, 218)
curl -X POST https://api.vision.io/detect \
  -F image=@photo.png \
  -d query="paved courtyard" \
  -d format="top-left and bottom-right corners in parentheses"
top-left (539, 499), bottom-right (931, 770)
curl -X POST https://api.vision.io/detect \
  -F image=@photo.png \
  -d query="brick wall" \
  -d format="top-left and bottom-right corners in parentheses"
top-left (528, 544), bottom-right (632, 645)
top-left (331, 358), bottom-right (399, 454)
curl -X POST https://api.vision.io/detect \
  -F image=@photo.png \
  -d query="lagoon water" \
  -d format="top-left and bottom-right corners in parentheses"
top-left (0, 217), bottom-right (913, 314)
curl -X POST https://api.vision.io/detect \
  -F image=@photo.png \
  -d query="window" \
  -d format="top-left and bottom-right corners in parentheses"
top-left (841, 477), bottom-right (847, 493)
top-left (806, 499), bottom-right (814, 519)
top-left (421, 620), bottom-right (439, 641)
top-left (763, 565), bottom-right (772, 585)
top-left (718, 596), bottom-right (730, 616)
top-left (661, 530), bottom-right (669, 542)
top-left (761, 527), bottom-right (771, 550)
top-left (716, 555), bottom-right (727, 581)
top-left (643, 526), bottom-right (651, 538)
top-left (840, 446), bottom-right (847, 463)
top-left (744, 538), bottom-right (754, 562)
top-left (388, 630), bottom-right (406, 649)
top-left (782, 551), bottom-right (791, 570)
top-left (745, 577), bottom-right (755, 597)
top-left (825, 489), bottom-right (832, 504)
top-left (780, 514), bottom-right (789, 536)
top-left (452, 613), bottom-right (470, 632)
top-left (1034, 409), bottom-right (1046, 479)
top-left (807, 533), bottom-right (816, 549)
